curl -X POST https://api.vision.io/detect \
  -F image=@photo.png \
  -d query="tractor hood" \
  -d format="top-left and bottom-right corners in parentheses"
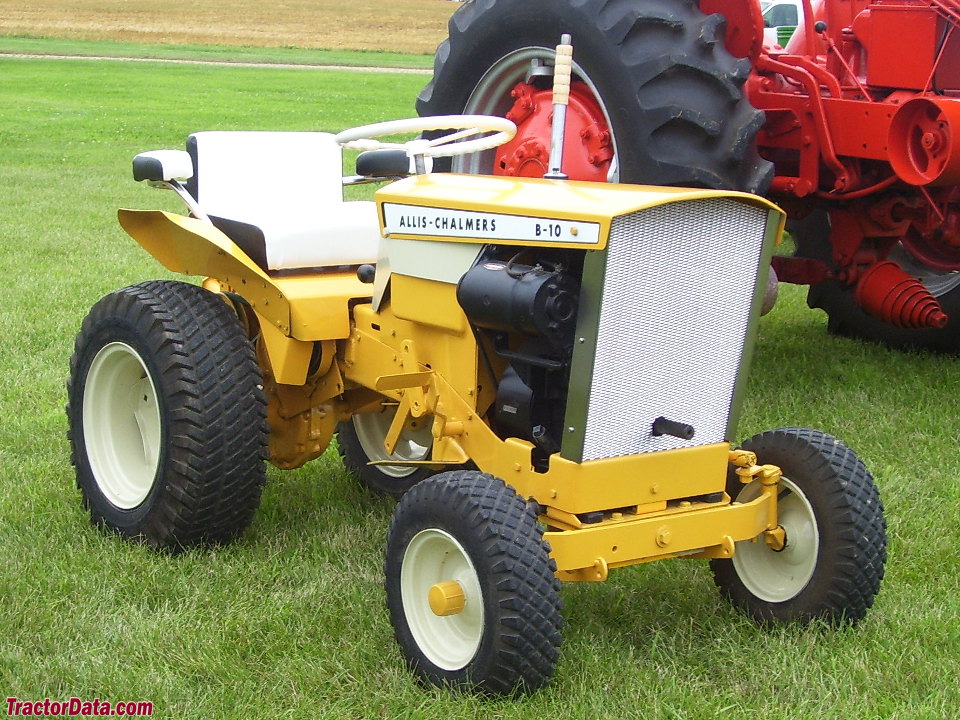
top-left (375, 173), bottom-right (784, 249)
top-left (376, 172), bottom-right (785, 461)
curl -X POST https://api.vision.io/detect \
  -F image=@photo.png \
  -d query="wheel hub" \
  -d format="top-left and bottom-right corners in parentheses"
top-left (899, 196), bottom-right (960, 271)
top-left (400, 528), bottom-right (484, 671)
top-left (763, 525), bottom-right (787, 552)
top-left (428, 580), bottom-right (466, 616)
top-left (352, 407), bottom-right (432, 479)
top-left (732, 477), bottom-right (820, 603)
top-left (495, 81), bottom-right (612, 181)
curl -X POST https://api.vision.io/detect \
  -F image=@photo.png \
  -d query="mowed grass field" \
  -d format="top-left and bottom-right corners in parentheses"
top-left (1, 18), bottom-right (960, 720)
top-left (0, 0), bottom-right (457, 55)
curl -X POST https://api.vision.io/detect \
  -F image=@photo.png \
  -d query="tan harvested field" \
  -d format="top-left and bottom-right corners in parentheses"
top-left (0, 0), bottom-right (459, 55)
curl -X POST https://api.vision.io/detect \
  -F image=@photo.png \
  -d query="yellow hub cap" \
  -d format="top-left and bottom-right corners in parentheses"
top-left (428, 580), bottom-right (466, 616)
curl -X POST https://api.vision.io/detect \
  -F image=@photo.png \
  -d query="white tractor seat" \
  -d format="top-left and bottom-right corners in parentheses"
top-left (185, 131), bottom-right (381, 271)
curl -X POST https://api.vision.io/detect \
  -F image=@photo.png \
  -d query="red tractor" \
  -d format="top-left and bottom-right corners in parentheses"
top-left (417, 0), bottom-right (960, 351)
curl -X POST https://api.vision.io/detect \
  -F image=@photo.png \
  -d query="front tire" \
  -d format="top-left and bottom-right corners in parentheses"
top-left (710, 427), bottom-right (887, 624)
top-left (418, 0), bottom-right (772, 192)
top-left (67, 280), bottom-right (268, 550)
top-left (385, 470), bottom-right (563, 694)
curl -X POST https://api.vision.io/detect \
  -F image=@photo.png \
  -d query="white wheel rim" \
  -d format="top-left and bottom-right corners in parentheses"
top-left (352, 407), bottom-right (432, 479)
top-left (400, 528), bottom-right (484, 671)
top-left (82, 342), bottom-right (162, 509)
top-left (732, 476), bottom-right (820, 603)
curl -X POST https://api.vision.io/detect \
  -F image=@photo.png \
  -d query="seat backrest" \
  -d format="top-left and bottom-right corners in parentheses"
top-left (182, 130), bottom-right (381, 272)
top-left (185, 131), bottom-right (344, 217)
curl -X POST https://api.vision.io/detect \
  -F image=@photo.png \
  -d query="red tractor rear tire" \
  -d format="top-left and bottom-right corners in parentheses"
top-left (417, 0), bottom-right (773, 193)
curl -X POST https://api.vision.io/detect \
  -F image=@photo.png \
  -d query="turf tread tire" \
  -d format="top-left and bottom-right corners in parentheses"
top-left (67, 280), bottom-right (268, 550)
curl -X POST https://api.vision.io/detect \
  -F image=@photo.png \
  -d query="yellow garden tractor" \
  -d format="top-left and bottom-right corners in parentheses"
top-left (67, 50), bottom-right (886, 693)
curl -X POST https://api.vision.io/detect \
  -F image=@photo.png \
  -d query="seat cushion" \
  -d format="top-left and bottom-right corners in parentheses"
top-left (212, 201), bottom-right (381, 270)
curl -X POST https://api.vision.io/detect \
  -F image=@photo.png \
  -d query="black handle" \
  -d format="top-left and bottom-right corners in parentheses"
top-left (651, 416), bottom-right (695, 440)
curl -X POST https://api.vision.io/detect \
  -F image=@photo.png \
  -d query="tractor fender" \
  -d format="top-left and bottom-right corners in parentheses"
top-left (118, 209), bottom-right (371, 384)
top-left (118, 208), bottom-right (291, 328)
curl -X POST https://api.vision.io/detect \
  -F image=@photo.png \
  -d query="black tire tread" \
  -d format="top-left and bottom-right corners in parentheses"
top-left (385, 470), bottom-right (563, 694)
top-left (67, 280), bottom-right (268, 550)
top-left (710, 427), bottom-right (886, 624)
top-left (417, 0), bottom-right (773, 193)
top-left (793, 210), bottom-right (960, 353)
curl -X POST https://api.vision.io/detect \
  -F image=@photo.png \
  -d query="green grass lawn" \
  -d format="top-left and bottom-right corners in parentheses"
top-left (1, 56), bottom-right (959, 719)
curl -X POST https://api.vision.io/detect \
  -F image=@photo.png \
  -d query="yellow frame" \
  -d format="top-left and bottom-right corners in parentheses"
top-left (120, 174), bottom-right (786, 582)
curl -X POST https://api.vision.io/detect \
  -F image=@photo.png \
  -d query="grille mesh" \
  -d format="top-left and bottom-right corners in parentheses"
top-left (580, 198), bottom-right (768, 461)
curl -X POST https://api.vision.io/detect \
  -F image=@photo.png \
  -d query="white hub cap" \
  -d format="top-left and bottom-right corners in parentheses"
top-left (82, 342), bottom-right (161, 509)
top-left (732, 476), bottom-right (820, 602)
top-left (352, 409), bottom-right (432, 478)
top-left (401, 528), bottom-right (484, 670)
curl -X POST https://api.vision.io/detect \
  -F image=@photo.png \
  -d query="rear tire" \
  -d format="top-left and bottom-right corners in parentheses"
top-left (418, 0), bottom-right (772, 192)
top-left (710, 427), bottom-right (886, 624)
top-left (385, 470), bottom-right (563, 694)
top-left (67, 280), bottom-right (268, 550)
top-left (793, 209), bottom-right (960, 352)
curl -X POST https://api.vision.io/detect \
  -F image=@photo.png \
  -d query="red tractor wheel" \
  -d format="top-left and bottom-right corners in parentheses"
top-left (417, 0), bottom-right (772, 193)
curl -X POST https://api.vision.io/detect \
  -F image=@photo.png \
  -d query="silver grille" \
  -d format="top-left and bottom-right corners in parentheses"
top-left (576, 198), bottom-right (769, 462)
